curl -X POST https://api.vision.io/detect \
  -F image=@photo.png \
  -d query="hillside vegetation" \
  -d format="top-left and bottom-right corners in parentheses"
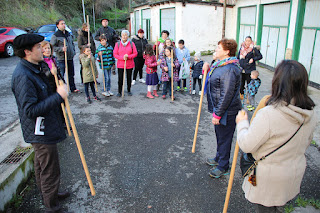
top-left (0, 0), bottom-right (129, 31)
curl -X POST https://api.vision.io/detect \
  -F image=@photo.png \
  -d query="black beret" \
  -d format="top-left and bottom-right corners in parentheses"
top-left (13, 34), bottom-right (44, 50)
top-left (101, 18), bottom-right (109, 22)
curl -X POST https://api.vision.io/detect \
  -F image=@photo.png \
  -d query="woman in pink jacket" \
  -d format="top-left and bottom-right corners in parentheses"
top-left (113, 30), bottom-right (138, 96)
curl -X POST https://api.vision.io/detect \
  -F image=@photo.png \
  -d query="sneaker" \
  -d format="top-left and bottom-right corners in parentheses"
top-left (94, 96), bottom-right (101, 101)
top-left (128, 92), bottom-right (132, 96)
top-left (72, 89), bottom-right (80, 93)
top-left (199, 91), bottom-right (202, 96)
top-left (108, 91), bottom-right (114, 96)
top-left (162, 95), bottom-right (166, 99)
top-left (176, 86), bottom-right (181, 91)
top-left (184, 87), bottom-right (188, 92)
top-left (139, 78), bottom-right (146, 84)
top-left (116, 93), bottom-right (121, 97)
top-left (86, 97), bottom-right (92, 104)
top-left (206, 158), bottom-right (219, 166)
top-left (102, 92), bottom-right (108, 96)
top-left (247, 105), bottom-right (253, 111)
top-left (209, 168), bottom-right (229, 178)
top-left (132, 80), bottom-right (136, 86)
top-left (105, 91), bottom-right (111, 97)
top-left (96, 81), bottom-right (101, 85)
top-left (192, 90), bottom-right (196, 95)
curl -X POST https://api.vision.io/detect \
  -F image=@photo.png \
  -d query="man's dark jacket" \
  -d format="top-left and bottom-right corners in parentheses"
top-left (94, 26), bottom-right (118, 48)
top-left (207, 63), bottom-right (242, 118)
top-left (11, 59), bottom-right (66, 144)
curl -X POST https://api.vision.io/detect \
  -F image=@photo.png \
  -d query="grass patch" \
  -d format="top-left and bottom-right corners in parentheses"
top-left (284, 196), bottom-right (320, 212)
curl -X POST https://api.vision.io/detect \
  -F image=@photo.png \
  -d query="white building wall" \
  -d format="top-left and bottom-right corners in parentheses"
top-left (179, 3), bottom-right (225, 52)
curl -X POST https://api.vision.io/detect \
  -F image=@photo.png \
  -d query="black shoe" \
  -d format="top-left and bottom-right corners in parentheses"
top-left (87, 97), bottom-right (92, 104)
top-left (58, 191), bottom-right (70, 200)
top-left (128, 92), bottom-right (132, 96)
top-left (96, 81), bottom-right (101, 85)
top-left (116, 93), bottom-right (121, 97)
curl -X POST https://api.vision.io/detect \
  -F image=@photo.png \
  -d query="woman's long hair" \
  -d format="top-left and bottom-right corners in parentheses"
top-left (266, 60), bottom-right (315, 110)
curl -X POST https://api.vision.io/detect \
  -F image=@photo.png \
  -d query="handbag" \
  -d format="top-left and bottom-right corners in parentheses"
top-left (240, 122), bottom-right (304, 186)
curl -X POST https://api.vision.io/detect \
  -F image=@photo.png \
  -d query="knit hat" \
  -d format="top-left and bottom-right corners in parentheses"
top-left (101, 18), bottom-right (109, 22)
top-left (194, 52), bottom-right (201, 60)
top-left (13, 34), bottom-right (44, 50)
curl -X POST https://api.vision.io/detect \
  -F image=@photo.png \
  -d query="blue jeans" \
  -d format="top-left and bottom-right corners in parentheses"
top-left (214, 114), bottom-right (237, 171)
top-left (57, 60), bottom-right (76, 91)
top-left (103, 68), bottom-right (112, 91)
top-left (162, 80), bottom-right (172, 96)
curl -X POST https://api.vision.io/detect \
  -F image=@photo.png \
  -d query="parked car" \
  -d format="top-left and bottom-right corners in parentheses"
top-left (0, 27), bottom-right (27, 57)
top-left (34, 24), bottom-right (73, 42)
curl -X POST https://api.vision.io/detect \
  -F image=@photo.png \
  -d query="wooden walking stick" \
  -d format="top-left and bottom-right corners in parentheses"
top-left (87, 15), bottom-right (98, 92)
top-left (191, 66), bottom-right (208, 153)
top-left (51, 64), bottom-right (72, 137)
top-left (156, 36), bottom-right (159, 61)
top-left (122, 60), bottom-right (127, 98)
top-left (100, 54), bottom-right (106, 92)
top-left (223, 140), bottom-right (240, 213)
top-left (58, 79), bottom-right (96, 196)
top-left (63, 39), bottom-right (69, 92)
top-left (171, 49), bottom-right (174, 101)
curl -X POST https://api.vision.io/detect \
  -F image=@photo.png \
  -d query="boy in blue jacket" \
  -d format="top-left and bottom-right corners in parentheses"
top-left (95, 35), bottom-right (115, 97)
top-left (176, 39), bottom-right (190, 92)
top-left (247, 70), bottom-right (261, 111)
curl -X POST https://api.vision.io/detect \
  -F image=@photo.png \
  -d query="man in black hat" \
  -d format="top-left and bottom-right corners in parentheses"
top-left (94, 18), bottom-right (118, 48)
top-left (11, 33), bottom-right (71, 213)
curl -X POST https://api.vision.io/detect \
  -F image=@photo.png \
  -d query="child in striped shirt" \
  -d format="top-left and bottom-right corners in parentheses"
top-left (95, 35), bottom-right (115, 97)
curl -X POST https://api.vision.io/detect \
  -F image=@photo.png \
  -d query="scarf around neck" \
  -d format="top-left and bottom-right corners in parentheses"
top-left (204, 57), bottom-right (241, 94)
top-left (121, 39), bottom-right (130, 47)
top-left (240, 42), bottom-right (254, 58)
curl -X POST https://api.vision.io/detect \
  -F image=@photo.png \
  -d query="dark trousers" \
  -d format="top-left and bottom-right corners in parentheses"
top-left (193, 78), bottom-right (202, 90)
top-left (255, 204), bottom-right (284, 213)
top-left (162, 80), bottom-right (172, 96)
top-left (133, 57), bottom-right (145, 80)
top-left (240, 73), bottom-right (251, 95)
top-left (84, 82), bottom-right (96, 98)
top-left (214, 114), bottom-right (237, 171)
top-left (118, 68), bottom-right (133, 94)
top-left (57, 60), bottom-right (77, 91)
top-left (177, 79), bottom-right (187, 87)
top-left (32, 143), bottom-right (61, 212)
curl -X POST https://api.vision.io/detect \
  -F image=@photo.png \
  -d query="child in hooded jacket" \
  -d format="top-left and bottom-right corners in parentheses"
top-left (144, 44), bottom-right (160, 99)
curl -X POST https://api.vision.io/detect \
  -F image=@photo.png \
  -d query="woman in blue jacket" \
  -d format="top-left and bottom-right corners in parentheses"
top-left (203, 38), bottom-right (242, 178)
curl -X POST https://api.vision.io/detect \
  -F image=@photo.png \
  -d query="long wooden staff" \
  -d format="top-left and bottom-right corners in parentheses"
top-left (63, 39), bottom-right (69, 92)
top-left (51, 65), bottom-right (72, 137)
top-left (191, 66), bottom-right (208, 153)
top-left (122, 60), bottom-right (127, 98)
top-left (57, 79), bottom-right (96, 196)
top-left (171, 49), bottom-right (174, 101)
top-left (223, 95), bottom-right (270, 213)
top-left (100, 54), bottom-right (106, 92)
top-left (156, 36), bottom-right (159, 61)
top-left (87, 15), bottom-right (98, 92)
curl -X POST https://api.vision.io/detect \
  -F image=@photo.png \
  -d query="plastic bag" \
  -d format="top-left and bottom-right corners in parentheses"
top-left (179, 61), bottom-right (190, 79)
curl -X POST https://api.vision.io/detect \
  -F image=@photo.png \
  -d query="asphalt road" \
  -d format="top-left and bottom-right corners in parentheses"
top-left (2, 52), bottom-right (320, 212)
top-left (0, 55), bottom-right (20, 131)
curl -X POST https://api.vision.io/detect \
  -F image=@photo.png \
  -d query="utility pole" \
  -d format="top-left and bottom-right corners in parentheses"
top-left (222, 0), bottom-right (226, 38)
top-left (129, 0), bottom-right (131, 12)
top-left (82, 0), bottom-right (86, 23)
top-left (93, 1), bottom-right (95, 30)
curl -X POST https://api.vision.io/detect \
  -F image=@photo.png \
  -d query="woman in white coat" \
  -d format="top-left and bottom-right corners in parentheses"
top-left (236, 60), bottom-right (317, 213)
